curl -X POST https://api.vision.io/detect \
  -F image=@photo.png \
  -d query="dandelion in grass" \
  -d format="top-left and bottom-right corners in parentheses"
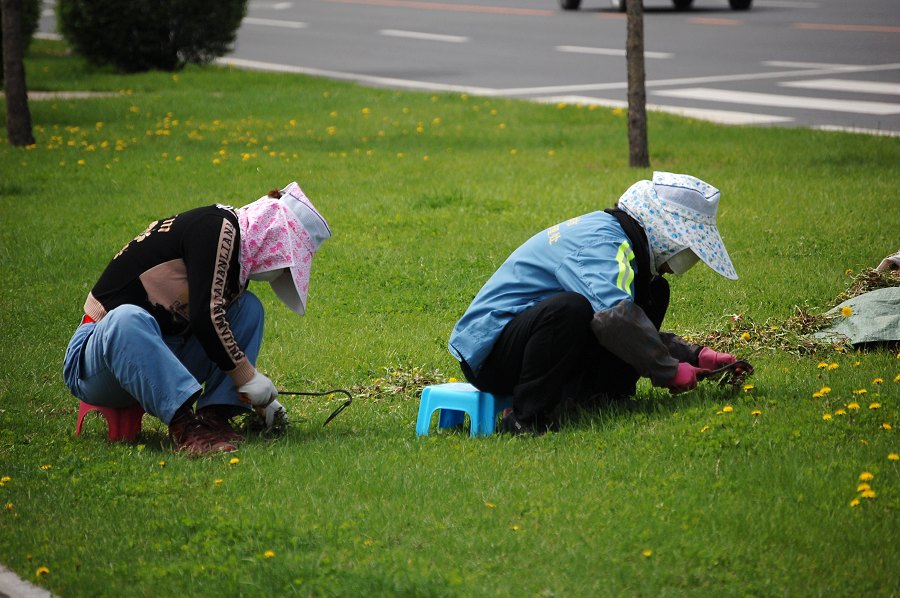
top-left (857, 482), bottom-right (871, 492)
top-left (882, 423), bottom-right (892, 430)
top-left (700, 425), bottom-right (710, 433)
top-left (0, 475), bottom-right (10, 485)
top-left (895, 374), bottom-right (900, 383)
top-left (827, 363), bottom-right (839, 370)
top-left (229, 457), bottom-right (240, 465)
top-left (859, 471), bottom-right (874, 482)
top-left (159, 461), bottom-right (166, 467)
top-left (860, 490), bottom-right (876, 499)
top-left (741, 332), bottom-right (751, 342)
top-left (850, 498), bottom-right (861, 508)
top-left (264, 550), bottom-right (276, 559)
top-left (484, 501), bottom-right (496, 508)
top-left (214, 479), bottom-right (223, 486)
top-left (853, 361), bottom-right (861, 367)
top-left (39, 464), bottom-right (51, 471)
top-left (743, 384), bottom-right (754, 393)
top-left (835, 409), bottom-right (847, 416)
top-left (848, 402), bottom-right (860, 411)
top-left (642, 549), bottom-right (653, 558)
top-left (869, 402), bottom-right (880, 410)
top-left (35, 567), bottom-right (49, 577)
top-left (751, 410), bottom-right (762, 416)
top-left (841, 306), bottom-right (853, 317)
top-left (853, 389), bottom-right (868, 396)
top-left (873, 378), bottom-right (884, 385)
top-left (722, 406), bottom-right (734, 413)
top-left (817, 362), bottom-right (829, 369)
top-left (448, 377), bottom-right (457, 383)
top-left (511, 525), bottom-right (520, 531)
top-left (822, 413), bottom-right (833, 421)
top-left (888, 453), bottom-right (899, 461)
top-left (4, 503), bottom-right (13, 510)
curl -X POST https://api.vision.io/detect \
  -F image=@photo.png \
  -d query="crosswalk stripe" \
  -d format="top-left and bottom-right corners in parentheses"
top-left (780, 78), bottom-right (900, 96)
top-left (379, 29), bottom-right (469, 43)
top-left (655, 87), bottom-right (900, 115)
top-left (243, 17), bottom-right (307, 28)
top-left (556, 45), bottom-right (672, 59)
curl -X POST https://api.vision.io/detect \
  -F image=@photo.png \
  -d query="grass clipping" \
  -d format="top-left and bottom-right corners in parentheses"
top-left (685, 268), bottom-right (900, 355)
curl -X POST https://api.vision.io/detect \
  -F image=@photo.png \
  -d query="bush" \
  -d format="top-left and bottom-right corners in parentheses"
top-left (57, 0), bottom-right (247, 72)
top-left (0, 0), bottom-right (43, 80)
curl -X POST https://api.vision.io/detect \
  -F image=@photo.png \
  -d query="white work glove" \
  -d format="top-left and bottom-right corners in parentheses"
top-left (263, 399), bottom-right (287, 429)
top-left (238, 370), bottom-right (278, 407)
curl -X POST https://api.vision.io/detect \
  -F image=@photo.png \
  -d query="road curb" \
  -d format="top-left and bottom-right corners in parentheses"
top-left (0, 565), bottom-right (54, 598)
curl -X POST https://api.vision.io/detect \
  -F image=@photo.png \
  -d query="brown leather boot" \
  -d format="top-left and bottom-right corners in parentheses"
top-left (195, 405), bottom-right (246, 443)
top-left (168, 404), bottom-right (237, 456)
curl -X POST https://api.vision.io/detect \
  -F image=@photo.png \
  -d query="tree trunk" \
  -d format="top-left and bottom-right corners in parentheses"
top-left (2, 0), bottom-right (35, 147)
top-left (625, 0), bottom-right (649, 168)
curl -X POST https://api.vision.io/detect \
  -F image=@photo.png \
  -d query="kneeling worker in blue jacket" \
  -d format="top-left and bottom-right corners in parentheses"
top-left (448, 172), bottom-right (741, 434)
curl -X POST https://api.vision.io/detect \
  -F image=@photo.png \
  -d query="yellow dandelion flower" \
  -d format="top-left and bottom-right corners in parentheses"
top-left (740, 332), bottom-right (751, 342)
top-left (499, 123), bottom-right (506, 129)
top-left (816, 362), bottom-right (829, 369)
top-left (743, 384), bottom-right (754, 392)
top-left (700, 425), bottom-right (710, 433)
top-left (812, 391), bottom-right (823, 398)
top-left (853, 389), bottom-right (868, 396)
top-left (850, 498), bottom-right (860, 507)
top-left (1, 476), bottom-right (10, 483)
top-left (363, 538), bottom-right (375, 546)
top-left (834, 409), bottom-right (846, 416)
top-left (722, 406), bottom-right (734, 413)
top-left (448, 377), bottom-right (457, 383)
top-left (882, 423), bottom-right (892, 430)
top-left (841, 306), bottom-right (853, 317)
top-left (212, 158), bottom-right (221, 165)
top-left (214, 479), bottom-right (224, 486)
top-left (548, 150), bottom-right (556, 157)
top-left (873, 378), bottom-right (884, 385)
top-left (229, 457), bottom-right (240, 465)
top-left (853, 361), bottom-right (861, 367)
top-left (511, 525), bottom-right (520, 531)
top-left (264, 550), bottom-right (276, 558)
top-left (39, 464), bottom-right (52, 471)
top-left (859, 471), bottom-right (874, 482)
top-left (860, 490), bottom-right (876, 499)
top-left (159, 461), bottom-right (166, 467)
top-left (509, 149), bottom-right (517, 156)
top-left (752, 410), bottom-right (762, 416)
top-left (361, 108), bottom-right (370, 115)
top-left (4, 503), bottom-right (13, 510)
top-left (827, 363), bottom-right (839, 370)
top-left (35, 567), bottom-right (49, 577)
top-left (888, 453), bottom-right (899, 461)
top-left (848, 402), bottom-right (860, 410)
top-left (822, 413), bottom-right (833, 421)
top-left (821, 386), bottom-right (831, 394)
top-left (484, 501), bottom-right (496, 508)
top-left (869, 402), bottom-right (880, 410)
top-left (857, 482), bottom-right (871, 492)
top-left (895, 374), bottom-right (900, 382)
top-left (642, 549), bottom-right (653, 557)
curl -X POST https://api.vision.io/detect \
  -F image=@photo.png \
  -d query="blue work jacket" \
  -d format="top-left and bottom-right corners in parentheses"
top-left (448, 211), bottom-right (638, 374)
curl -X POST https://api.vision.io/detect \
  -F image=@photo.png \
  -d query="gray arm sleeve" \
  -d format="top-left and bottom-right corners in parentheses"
top-left (590, 301), bottom-right (681, 387)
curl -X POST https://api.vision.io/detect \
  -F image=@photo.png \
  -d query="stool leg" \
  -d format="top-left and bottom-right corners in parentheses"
top-left (416, 391), bottom-right (435, 436)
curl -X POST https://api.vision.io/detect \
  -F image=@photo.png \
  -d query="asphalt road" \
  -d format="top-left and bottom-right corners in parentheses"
top-left (41, 0), bottom-right (900, 134)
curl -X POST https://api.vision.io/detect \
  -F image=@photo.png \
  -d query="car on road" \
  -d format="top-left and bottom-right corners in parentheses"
top-left (560, 0), bottom-right (752, 10)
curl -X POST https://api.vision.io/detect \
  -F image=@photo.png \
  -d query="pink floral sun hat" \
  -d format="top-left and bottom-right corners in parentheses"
top-left (237, 182), bottom-right (331, 314)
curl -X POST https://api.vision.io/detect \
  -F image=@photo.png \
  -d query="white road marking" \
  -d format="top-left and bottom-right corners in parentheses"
top-left (535, 95), bottom-right (794, 125)
top-left (556, 45), bottom-right (673, 59)
top-left (34, 32), bottom-right (63, 40)
top-left (253, 1), bottom-right (294, 8)
top-left (379, 29), bottom-right (469, 43)
top-left (781, 78), bottom-right (900, 95)
top-left (813, 125), bottom-right (900, 137)
top-left (763, 60), bottom-right (871, 70)
top-left (243, 17), bottom-right (307, 28)
top-left (755, 0), bottom-right (819, 7)
top-left (655, 87), bottom-right (900, 115)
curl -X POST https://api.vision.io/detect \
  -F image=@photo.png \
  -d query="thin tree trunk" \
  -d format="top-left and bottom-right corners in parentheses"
top-left (625, 0), bottom-right (649, 168)
top-left (2, 0), bottom-right (35, 147)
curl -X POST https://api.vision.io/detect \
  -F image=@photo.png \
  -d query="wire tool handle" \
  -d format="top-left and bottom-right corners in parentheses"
top-left (278, 389), bottom-right (353, 427)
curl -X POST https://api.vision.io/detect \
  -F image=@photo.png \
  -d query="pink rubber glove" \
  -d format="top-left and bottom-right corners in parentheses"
top-left (698, 347), bottom-right (737, 370)
top-left (667, 362), bottom-right (710, 394)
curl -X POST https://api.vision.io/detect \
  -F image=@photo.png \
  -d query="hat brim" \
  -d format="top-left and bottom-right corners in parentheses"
top-left (270, 252), bottom-right (313, 315)
top-left (687, 225), bottom-right (738, 281)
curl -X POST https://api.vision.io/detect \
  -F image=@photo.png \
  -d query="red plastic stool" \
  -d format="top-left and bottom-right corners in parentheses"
top-left (75, 401), bottom-right (145, 442)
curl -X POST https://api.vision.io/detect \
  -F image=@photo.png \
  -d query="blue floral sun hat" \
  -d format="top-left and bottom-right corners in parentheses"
top-left (618, 172), bottom-right (738, 280)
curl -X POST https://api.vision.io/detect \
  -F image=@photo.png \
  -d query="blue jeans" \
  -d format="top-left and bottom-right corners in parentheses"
top-left (63, 293), bottom-right (264, 424)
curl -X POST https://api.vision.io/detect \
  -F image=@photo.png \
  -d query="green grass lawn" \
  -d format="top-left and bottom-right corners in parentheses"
top-left (1, 41), bottom-right (899, 596)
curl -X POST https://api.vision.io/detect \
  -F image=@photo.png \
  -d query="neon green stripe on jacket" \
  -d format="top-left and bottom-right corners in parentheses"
top-left (615, 241), bottom-right (636, 296)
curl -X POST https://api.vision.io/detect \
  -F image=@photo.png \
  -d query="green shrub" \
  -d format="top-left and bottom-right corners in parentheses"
top-left (0, 0), bottom-right (42, 79)
top-left (56, 0), bottom-right (247, 72)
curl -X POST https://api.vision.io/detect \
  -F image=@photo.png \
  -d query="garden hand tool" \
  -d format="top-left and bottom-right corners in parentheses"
top-left (277, 388), bottom-right (353, 427)
top-left (697, 360), bottom-right (754, 389)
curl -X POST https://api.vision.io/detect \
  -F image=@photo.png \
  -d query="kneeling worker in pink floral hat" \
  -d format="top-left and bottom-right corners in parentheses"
top-left (63, 182), bottom-right (331, 455)
top-left (449, 172), bottom-right (741, 434)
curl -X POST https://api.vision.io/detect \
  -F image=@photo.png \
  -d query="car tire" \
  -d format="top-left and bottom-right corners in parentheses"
top-left (729, 0), bottom-right (752, 9)
top-left (672, 0), bottom-right (693, 9)
top-left (560, 0), bottom-right (582, 9)
top-left (610, 0), bottom-right (626, 11)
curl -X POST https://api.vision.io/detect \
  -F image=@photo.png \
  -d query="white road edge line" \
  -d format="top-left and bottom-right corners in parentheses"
top-left (379, 29), bottom-right (469, 43)
top-left (0, 564), bottom-right (55, 598)
top-left (243, 17), bottom-right (307, 28)
top-left (556, 45), bottom-right (672, 59)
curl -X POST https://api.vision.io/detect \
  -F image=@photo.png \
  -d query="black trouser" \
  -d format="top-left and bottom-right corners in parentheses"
top-left (461, 283), bottom-right (669, 422)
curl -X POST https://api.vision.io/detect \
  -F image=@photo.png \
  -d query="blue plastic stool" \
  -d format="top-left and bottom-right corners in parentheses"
top-left (416, 383), bottom-right (513, 437)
